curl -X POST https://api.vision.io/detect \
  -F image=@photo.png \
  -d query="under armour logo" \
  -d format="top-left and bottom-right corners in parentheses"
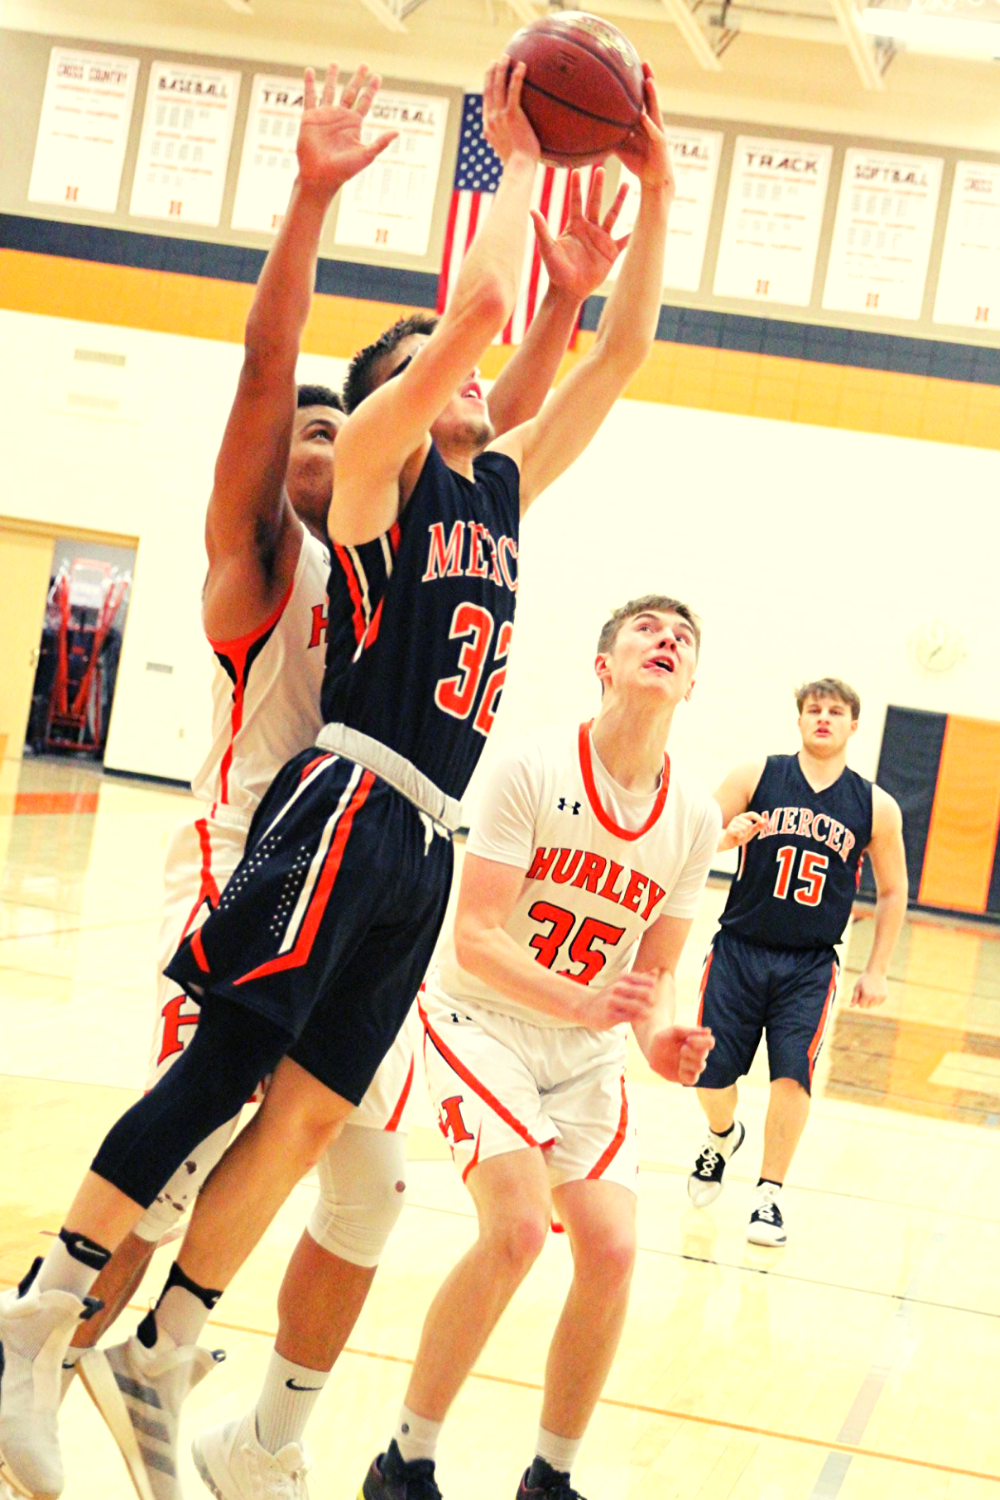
top-left (557, 797), bottom-right (581, 814)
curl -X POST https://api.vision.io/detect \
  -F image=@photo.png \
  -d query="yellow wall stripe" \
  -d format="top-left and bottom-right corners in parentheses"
top-left (4, 247), bottom-right (1000, 449)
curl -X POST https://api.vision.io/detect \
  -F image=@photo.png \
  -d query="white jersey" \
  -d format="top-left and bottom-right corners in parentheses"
top-left (435, 721), bottom-right (722, 1027)
top-left (191, 526), bottom-right (329, 818)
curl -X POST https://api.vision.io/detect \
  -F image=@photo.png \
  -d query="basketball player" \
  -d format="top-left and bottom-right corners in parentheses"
top-left (687, 678), bottom-right (908, 1246)
top-left (360, 596), bottom-right (718, 1500)
top-left (62, 65), bottom-right (627, 1500)
top-left (0, 57), bottom-right (674, 1500)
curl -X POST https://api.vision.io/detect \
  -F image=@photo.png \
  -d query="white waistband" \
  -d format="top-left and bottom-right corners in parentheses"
top-left (200, 801), bottom-right (254, 832)
top-left (316, 723), bottom-right (462, 834)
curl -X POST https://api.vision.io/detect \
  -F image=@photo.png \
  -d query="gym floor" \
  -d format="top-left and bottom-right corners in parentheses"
top-left (2, 754), bottom-right (999, 1499)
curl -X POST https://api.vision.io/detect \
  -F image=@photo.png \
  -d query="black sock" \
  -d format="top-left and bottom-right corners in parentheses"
top-left (527, 1458), bottom-right (568, 1489)
top-left (757, 1177), bottom-right (782, 1188)
top-left (58, 1228), bottom-right (112, 1272)
top-left (713, 1122), bottom-right (736, 1138)
top-left (137, 1260), bottom-right (222, 1348)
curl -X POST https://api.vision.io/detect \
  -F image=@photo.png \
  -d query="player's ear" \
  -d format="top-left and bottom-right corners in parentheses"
top-left (594, 652), bottom-right (610, 688)
top-left (849, 717), bottom-right (859, 736)
top-left (684, 675), bottom-right (695, 703)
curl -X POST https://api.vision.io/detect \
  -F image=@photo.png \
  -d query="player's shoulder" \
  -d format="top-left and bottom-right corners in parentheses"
top-left (474, 446), bottom-right (522, 504)
top-left (492, 722), bottom-right (577, 777)
top-left (870, 779), bottom-right (902, 829)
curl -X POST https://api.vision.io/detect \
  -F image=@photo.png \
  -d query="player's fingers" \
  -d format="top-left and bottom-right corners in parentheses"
top-left (603, 180), bottom-right (629, 231)
top-left (530, 208), bottom-right (557, 254)
top-left (483, 60), bottom-right (498, 116)
top-left (584, 166), bottom-right (603, 220)
top-left (303, 66), bottom-right (318, 113)
top-left (322, 62), bottom-right (340, 109)
top-left (365, 131), bottom-right (398, 162)
top-left (356, 71), bottom-right (381, 117)
top-left (507, 58), bottom-right (526, 110)
top-left (642, 64), bottom-right (665, 129)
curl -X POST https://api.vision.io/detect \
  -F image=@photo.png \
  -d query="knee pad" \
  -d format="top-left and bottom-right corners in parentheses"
top-left (133, 1114), bottom-right (240, 1243)
top-left (307, 1124), bottom-right (408, 1268)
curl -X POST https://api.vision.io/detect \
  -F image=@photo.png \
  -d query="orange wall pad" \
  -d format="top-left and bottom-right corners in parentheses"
top-left (4, 248), bottom-right (1000, 450)
top-left (919, 715), bottom-right (1000, 912)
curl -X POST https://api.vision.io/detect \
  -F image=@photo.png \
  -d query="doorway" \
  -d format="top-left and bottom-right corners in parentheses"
top-left (0, 519), bottom-right (139, 764)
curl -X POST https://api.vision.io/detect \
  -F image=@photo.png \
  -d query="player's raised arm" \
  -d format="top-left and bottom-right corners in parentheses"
top-left (485, 168), bottom-right (630, 435)
top-left (329, 60), bottom-right (540, 544)
top-left (850, 788), bottom-right (907, 1008)
top-left (204, 64), bottom-right (395, 634)
top-left (489, 64), bottom-right (673, 513)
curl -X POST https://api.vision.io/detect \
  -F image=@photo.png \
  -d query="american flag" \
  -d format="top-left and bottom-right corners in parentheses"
top-left (437, 93), bottom-right (595, 346)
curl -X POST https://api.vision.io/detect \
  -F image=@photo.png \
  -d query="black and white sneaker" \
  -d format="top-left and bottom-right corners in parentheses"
top-left (359, 1440), bottom-right (442, 1500)
top-left (747, 1182), bottom-right (787, 1247)
top-left (687, 1120), bottom-right (745, 1208)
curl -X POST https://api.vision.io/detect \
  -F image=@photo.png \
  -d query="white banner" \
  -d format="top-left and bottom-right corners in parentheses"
top-left (29, 47), bottom-right (138, 213)
top-left (714, 137), bottom-right (832, 307)
top-left (933, 161), bottom-right (1000, 331)
top-left (129, 62), bottom-right (240, 227)
top-left (333, 91), bottom-right (449, 256)
top-left (822, 149), bottom-right (943, 320)
top-left (608, 127), bottom-right (723, 291)
top-left (231, 74), bottom-right (303, 234)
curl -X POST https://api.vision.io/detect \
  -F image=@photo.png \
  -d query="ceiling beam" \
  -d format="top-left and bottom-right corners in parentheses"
top-left (656, 0), bottom-right (725, 69)
top-left (828, 0), bottom-right (886, 86)
top-left (356, 0), bottom-right (408, 31)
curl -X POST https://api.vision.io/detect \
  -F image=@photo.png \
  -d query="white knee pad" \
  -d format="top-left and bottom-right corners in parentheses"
top-left (133, 1114), bottom-right (241, 1243)
top-left (307, 1123), bottom-right (408, 1268)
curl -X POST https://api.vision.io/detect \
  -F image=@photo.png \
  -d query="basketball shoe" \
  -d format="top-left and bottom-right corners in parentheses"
top-left (359, 1440), bottom-right (442, 1500)
top-left (747, 1182), bottom-right (787, 1247)
top-left (0, 1258), bottom-right (103, 1500)
top-left (516, 1458), bottom-right (585, 1498)
top-left (79, 1331), bottom-right (224, 1500)
top-left (192, 1410), bottom-right (311, 1499)
top-left (687, 1120), bottom-right (745, 1208)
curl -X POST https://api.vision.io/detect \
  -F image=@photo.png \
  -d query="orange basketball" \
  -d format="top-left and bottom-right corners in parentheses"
top-left (506, 12), bottom-right (644, 168)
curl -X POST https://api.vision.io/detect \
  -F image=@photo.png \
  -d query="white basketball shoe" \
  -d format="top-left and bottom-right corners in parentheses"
top-left (0, 1259), bottom-right (102, 1500)
top-left (687, 1120), bottom-right (746, 1209)
top-left (80, 1331), bottom-right (224, 1500)
top-left (192, 1410), bottom-right (311, 1499)
top-left (747, 1181), bottom-right (787, 1247)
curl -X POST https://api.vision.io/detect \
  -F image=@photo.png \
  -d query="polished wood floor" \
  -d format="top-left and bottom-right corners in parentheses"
top-left (2, 755), bottom-right (999, 1499)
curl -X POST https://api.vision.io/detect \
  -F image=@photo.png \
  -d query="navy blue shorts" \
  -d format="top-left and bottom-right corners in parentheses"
top-left (166, 748), bottom-right (453, 1105)
top-left (695, 928), bottom-right (839, 1095)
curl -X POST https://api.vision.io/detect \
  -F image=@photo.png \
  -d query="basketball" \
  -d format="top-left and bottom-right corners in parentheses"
top-left (505, 12), bottom-right (645, 168)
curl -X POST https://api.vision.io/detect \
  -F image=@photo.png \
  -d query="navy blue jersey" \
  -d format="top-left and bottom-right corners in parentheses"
top-left (322, 444), bottom-right (519, 802)
top-left (720, 754), bottom-right (873, 950)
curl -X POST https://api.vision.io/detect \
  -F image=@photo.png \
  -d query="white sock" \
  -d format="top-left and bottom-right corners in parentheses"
top-left (254, 1351), bottom-right (328, 1454)
top-left (150, 1283), bottom-right (212, 1349)
top-left (393, 1404), bottom-right (443, 1465)
top-left (36, 1239), bottom-right (104, 1300)
top-left (534, 1427), bottom-right (582, 1478)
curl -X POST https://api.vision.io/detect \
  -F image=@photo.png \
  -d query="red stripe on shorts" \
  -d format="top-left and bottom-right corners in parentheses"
top-left (696, 946), bottom-right (714, 1027)
top-left (383, 1051), bottom-right (415, 1133)
top-left (419, 1000), bottom-right (552, 1151)
top-left (235, 770), bottom-right (376, 983)
top-left (587, 1073), bottom-right (629, 1180)
top-left (807, 961), bottom-right (838, 1084)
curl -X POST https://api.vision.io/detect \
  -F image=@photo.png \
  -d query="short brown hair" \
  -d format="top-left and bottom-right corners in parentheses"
top-left (597, 595), bottom-right (701, 657)
top-left (343, 312), bottom-right (439, 413)
top-left (795, 677), bottom-right (861, 720)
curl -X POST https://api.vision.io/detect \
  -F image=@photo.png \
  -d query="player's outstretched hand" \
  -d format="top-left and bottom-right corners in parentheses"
top-left (296, 64), bottom-right (397, 198)
top-left (531, 167), bottom-right (630, 303)
top-left (614, 64), bottom-right (675, 200)
top-left (645, 1024), bottom-right (715, 1085)
top-left (850, 970), bottom-right (889, 1009)
top-left (580, 970), bottom-right (657, 1030)
top-left (719, 810), bottom-right (767, 852)
top-left (484, 58), bottom-right (541, 165)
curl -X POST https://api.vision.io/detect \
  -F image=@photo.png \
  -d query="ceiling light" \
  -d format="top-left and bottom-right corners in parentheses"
top-left (859, 5), bottom-right (1000, 52)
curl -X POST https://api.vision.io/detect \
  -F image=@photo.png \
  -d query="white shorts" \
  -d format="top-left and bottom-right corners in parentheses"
top-left (419, 983), bottom-right (638, 1194)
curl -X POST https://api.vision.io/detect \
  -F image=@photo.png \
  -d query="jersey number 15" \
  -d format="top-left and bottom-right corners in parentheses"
top-left (773, 845), bottom-right (828, 907)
